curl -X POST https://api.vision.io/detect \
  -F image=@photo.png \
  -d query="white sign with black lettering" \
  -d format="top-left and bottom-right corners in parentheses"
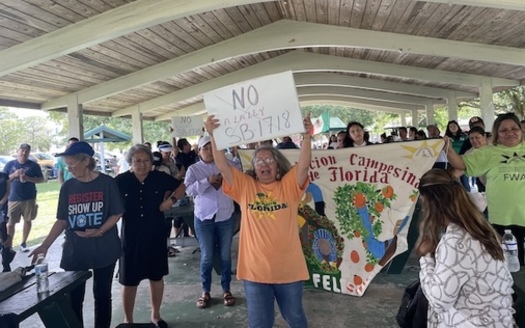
top-left (171, 116), bottom-right (203, 137)
top-left (203, 71), bottom-right (304, 150)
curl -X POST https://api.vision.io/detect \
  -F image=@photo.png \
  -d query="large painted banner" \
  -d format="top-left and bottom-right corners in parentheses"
top-left (239, 139), bottom-right (443, 296)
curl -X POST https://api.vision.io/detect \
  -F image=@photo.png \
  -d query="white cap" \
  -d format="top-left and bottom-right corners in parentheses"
top-left (198, 136), bottom-right (211, 150)
top-left (158, 144), bottom-right (173, 153)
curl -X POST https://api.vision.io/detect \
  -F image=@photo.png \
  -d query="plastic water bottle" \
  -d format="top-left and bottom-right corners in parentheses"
top-left (35, 253), bottom-right (49, 293)
top-left (502, 229), bottom-right (520, 273)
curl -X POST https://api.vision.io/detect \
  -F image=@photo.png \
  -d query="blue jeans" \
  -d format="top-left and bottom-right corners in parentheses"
top-left (243, 280), bottom-right (308, 328)
top-left (459, 174), bottom-right (471, 192)
top-left (194, 215), bottom-right (235, 293)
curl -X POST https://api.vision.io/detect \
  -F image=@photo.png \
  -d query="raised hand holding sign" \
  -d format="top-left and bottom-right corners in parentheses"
top-left (203, 71), bottom-right (304, 150)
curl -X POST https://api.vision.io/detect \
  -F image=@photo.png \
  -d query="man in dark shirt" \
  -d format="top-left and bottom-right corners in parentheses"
top-left (275, 136), bottom-right (298, 149)
top-left (2, 144), bottom-right (44, 253)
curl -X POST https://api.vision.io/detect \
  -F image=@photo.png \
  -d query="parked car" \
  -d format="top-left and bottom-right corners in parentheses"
top-left (0, 155), bottom-right (12, 172)
top-left (32, 152), bottom-right (57, 180)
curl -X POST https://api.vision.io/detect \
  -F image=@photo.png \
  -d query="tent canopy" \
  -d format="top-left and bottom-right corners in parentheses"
top-left (83, 125), bottom-right (130, 174)
top-left (326, 116), bottom-right (346, 132)
top-left (83, 125), bottom-right (131, 143)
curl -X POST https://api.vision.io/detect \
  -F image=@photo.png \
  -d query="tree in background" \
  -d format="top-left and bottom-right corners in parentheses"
top-left (0, 107), bottom-right (54, 154)
top-left (300, 104), bottom-right (482, 139)
top-left (302, 105), bottom-right (376, 130)
top-left (498, 86), bottom-right (525, 119)
top-left (459, 86), bottom-right (525, 120)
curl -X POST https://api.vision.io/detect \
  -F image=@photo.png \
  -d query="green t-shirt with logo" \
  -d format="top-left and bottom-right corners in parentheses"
top-left (56, 157), bottom-right (74, 182)
top-left (463, 143), bottom-right (525, 226)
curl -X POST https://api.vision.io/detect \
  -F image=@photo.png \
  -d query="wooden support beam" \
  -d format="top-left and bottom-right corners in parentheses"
top-left (42, 20), bottom-right (519, 110)
top-left (414, 0), bottom-right (525, 11)
top-left (299, 96), bottom-right (421, 112)
top-left (112, 51), bottom-right (511, 117)
top-left (0, 0), bottom-right (274, 77)
top-left (298, 86), bottom-right (444, 105)
top-left (294, 73), bottom-right (477, 99)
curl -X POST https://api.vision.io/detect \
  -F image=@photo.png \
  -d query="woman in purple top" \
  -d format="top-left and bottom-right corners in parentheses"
top-left (184, 136), bottom-right (238, 309)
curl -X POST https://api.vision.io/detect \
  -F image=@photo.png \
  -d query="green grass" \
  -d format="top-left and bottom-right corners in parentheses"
top-left (11, 180), bottom-right (60, 248)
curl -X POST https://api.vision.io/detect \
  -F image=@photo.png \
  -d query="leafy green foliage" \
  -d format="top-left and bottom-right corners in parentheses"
top-left (301, 105), bottom-right (376, 129)
top-left (498, 86), bottom-right (525, 119)
top-left (458, 86), bottom-right (525, 120)
top-left (0, 107), bottom-right (54, 154)
top-left (300, 102), bottom-right (487, 136)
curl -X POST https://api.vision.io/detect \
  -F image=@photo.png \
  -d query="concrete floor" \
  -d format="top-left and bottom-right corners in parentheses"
top-left (11, 234), bottom-right (418, 328)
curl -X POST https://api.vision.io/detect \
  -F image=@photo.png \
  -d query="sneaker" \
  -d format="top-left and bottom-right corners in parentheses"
top-left (19, 242), bottom-right (29, 252)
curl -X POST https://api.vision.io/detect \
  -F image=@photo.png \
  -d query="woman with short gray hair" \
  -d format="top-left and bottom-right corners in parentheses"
top-left (115, 144), bottom-right (186, 328)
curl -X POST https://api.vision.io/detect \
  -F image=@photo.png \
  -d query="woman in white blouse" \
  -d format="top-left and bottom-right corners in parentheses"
top-left (416, 169), bottom-right (515, 328)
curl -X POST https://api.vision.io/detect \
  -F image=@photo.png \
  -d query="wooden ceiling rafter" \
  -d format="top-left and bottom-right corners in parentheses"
top-left (111, 50), bottom-right (518, 117)
top-left (0, 0), bottom-right (276, 77)
top-left (415, 0), bottom-right (525, 11)
top-left (0, 0), bottom-right (523, 120)
top-left (40, 19), bottom-right (523, 111)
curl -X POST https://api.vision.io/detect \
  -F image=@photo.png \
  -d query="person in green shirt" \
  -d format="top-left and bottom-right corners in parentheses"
top-left (56, 137), bottom-right (79, 185)
top-left (445, 112), bottom-right (525, 264)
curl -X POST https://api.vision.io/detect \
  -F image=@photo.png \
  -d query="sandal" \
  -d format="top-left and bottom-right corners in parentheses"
top-left (167, 246), bottom-right (179, 257)
top-left (196, 293), bottom-right (211, 308)
top-left (223, 291), bottom-right (236, 306)
top-left (151, 319), bottom-right (169, 328)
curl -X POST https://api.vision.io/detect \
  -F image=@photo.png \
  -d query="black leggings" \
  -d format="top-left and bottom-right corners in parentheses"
top-left (492, 224), bottom-right (525, 266)
top-left (1, 221), bottom-right (12, 270)
top-left (0, 221), bottom-right (7, 243)
top-left (69, 263), bottom-right (116, 328)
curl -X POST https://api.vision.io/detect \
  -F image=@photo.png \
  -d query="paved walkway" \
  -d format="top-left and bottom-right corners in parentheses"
top-left (10, 233), bottom-right (418, 327)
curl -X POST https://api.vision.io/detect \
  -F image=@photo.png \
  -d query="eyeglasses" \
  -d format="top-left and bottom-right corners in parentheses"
top-left (132, 159), bottom-right (151, 165)
top-left (66, 159), bottom-right (84, 169)
top-left (498, 127), bottom-right (521, 134)
top-left (254, 157), bottom-right (276, 166)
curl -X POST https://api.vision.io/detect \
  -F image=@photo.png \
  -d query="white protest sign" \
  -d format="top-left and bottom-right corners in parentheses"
top-left (171, 116), bottom-right (203, 138)
top-left (203, 71), bottom-right (304, 150)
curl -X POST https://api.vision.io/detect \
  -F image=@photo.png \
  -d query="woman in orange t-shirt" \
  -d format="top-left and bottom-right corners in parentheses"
top-left (205, 113), bottom-right (312, 328)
